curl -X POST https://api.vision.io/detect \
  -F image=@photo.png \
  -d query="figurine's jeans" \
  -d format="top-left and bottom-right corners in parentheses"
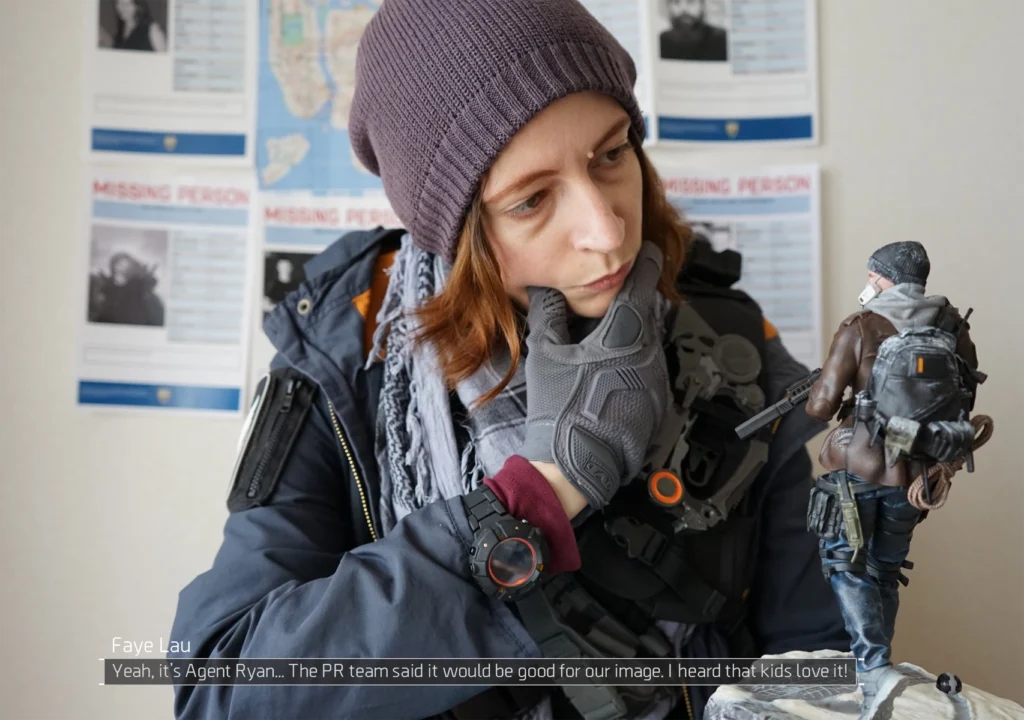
top-left (818, 476), bottom-right (921, 672)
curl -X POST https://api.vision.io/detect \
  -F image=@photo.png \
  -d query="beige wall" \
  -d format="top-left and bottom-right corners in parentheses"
top-left (1, 1), bottom-right (1021, 718)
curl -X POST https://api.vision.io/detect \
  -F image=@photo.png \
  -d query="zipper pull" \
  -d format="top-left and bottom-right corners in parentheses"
top-left (281, 378), bottom-right (300, 412)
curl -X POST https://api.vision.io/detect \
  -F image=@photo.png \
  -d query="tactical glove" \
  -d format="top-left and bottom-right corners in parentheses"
top-left (918, 420), bottom-right (975, 462)
top-left (520, 242), bottom-right (670, 509)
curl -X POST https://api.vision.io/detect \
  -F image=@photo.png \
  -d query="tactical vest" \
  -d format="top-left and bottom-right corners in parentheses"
top-left (449, 242), bottom-right (777, 720)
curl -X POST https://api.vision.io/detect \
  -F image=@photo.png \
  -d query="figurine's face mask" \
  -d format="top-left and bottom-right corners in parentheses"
top-left (858, 275), bottom-right (884, 306)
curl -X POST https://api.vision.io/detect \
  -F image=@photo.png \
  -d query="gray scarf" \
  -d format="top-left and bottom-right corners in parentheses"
top-left (366, 234), bottom-right (528, 534)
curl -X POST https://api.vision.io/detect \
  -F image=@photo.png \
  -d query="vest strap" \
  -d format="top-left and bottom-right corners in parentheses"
top-left (514, 576), bottom-right (677, 720)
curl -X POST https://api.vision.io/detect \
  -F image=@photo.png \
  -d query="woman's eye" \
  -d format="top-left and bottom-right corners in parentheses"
top-left (508, 191), bottom-right (546, 218)
top-left (599, 142), bottom-right (631, 165)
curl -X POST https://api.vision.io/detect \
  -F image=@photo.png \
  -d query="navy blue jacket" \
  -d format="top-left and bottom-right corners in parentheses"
top-left (168, 228), bottom-right (847, 719)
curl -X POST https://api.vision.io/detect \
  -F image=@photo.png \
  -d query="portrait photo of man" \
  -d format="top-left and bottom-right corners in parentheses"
top-left (660, 0), bottom-right (729, 62)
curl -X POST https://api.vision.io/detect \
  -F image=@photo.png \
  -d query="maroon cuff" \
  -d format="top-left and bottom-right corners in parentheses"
top-left (482, 456), bottom-right (581, 575)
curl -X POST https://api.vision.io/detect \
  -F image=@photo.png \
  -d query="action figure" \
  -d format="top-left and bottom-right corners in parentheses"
top-left (737, 241), bottom-right (993, 716)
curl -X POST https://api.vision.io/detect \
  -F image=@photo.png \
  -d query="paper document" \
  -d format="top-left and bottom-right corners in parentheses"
top-left (79, 171), bottom-right (255, 413)
top-left (86, 0), bottom-right (258, 163)
top-left (648, 0), bottom-right (819, 145)
top-left (658, 164), bottom-right (823, 368)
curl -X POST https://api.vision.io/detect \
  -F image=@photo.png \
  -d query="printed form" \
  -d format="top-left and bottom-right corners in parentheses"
top-left (79, 171), bottom-right (255, 413)
top-left (658, 164), bottom-right (823, 368)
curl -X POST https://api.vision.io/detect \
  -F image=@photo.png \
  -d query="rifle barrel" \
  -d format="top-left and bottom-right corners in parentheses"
top-left (734, 368), bottom-right (822, 440)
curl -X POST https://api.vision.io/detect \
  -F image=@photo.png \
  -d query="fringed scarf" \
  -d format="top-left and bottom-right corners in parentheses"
top-left (366, 233), bottom-right (529, 535)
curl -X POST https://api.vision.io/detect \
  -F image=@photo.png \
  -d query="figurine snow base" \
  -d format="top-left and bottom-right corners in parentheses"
top-left (704, 650), bottom-right (1023, 719)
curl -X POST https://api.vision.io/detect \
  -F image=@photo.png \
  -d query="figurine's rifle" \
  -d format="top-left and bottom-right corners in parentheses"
top-left (735, 368), bottom-right (822, 440)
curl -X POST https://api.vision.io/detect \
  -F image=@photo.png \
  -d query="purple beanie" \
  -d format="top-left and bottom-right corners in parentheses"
top-left (349, 0), bottom-right (645, 264)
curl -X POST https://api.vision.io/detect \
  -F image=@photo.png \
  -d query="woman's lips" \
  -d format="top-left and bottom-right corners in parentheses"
top-left (581, 261), bottom-right (632, 292)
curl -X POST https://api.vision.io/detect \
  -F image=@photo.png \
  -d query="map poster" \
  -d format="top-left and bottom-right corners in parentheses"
top-left (78, 171), bottom-right (256, 414)
top-left (248, 192), bottom-right (400, 397)
top-left (86, 0), bottom-right (258, 163)
top-left (648, 0), bottom-right (819, 146)
top-left (657, 164), bottom-right (823, 368)
top-left (257, 0), bottom-right (383, 193)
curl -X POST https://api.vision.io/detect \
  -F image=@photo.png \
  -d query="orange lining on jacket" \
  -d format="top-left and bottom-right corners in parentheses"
top-left (763, 317), bottom-right (779, 340)
top-left (352, 249), bottom-right (397, 359)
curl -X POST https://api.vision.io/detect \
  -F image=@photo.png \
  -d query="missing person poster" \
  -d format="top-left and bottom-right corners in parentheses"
top-left (78, 171), bottom-right (255, 413)
top-left (657, 164), bottom-right (823, 368)
top-left (86, 0), bottom-right (257, 163)
top-left (249, 193), bottom-right (400, 386)
top-left (648, 0), bottom-right (819, 145)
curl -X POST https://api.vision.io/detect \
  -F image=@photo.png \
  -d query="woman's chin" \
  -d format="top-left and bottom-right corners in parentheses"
top-left (566, 292), bottom-right (614, 319)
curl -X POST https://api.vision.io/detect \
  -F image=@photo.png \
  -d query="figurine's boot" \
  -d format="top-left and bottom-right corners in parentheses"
top-left (857, 664), bottom-right (904, 719)
top-left (829, 570), bottom-right (892, 670)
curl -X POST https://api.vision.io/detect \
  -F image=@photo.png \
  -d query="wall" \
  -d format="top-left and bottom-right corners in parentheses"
top-left (1, 1), bottom-right (1021, 718)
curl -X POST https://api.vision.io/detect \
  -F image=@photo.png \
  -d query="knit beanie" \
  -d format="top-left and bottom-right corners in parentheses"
top-left (867, 241), bottom-right (931, 286)
top-left (349, 0), bottom-right (645, 264)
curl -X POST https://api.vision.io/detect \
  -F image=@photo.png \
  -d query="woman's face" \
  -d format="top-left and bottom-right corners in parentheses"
top-left (481, 92), bottom-right (644, 319)
top-left (112, 257), bottom-right (134, 285)
top-left (116, 0), bottom-right (137, 22)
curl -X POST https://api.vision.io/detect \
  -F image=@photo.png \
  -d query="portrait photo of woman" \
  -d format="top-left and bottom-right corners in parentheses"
top-left (97, 0), bottom-right (168, 53)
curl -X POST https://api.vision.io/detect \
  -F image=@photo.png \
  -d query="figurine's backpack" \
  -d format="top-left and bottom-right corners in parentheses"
top-left (864, 310), bottom-right (978, 463)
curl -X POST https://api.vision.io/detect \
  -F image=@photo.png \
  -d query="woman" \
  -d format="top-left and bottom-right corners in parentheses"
top-left (89, 252), bottom-right (165, 327)
top-left (169, 1), bottom-right (846, 718)
top-left (112, 0), bottom-right (167, 53)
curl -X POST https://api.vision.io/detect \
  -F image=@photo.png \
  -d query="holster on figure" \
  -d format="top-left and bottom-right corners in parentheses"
top-left (808, 471), bottom-right (916, 587)
top-left (807, 471), bottom-right (864, 562)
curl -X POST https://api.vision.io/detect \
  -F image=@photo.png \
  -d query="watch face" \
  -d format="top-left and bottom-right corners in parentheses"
top-left (487, 537), bottom-right (538, 588)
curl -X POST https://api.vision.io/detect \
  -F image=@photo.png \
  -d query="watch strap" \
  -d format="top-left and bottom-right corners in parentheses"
top-left (464, 485), bottom-right (509, 533)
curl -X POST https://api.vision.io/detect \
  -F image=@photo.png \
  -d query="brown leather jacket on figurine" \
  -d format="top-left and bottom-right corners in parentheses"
top-left (805, 246), bottom-right (979, 487)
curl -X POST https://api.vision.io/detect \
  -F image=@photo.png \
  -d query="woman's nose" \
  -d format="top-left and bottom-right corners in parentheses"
top-left (569, 183), bottom-right (625, 254)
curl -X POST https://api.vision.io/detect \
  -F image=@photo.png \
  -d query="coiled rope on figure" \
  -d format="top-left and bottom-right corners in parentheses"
top-left (907, 415), bottom-right (994, 511)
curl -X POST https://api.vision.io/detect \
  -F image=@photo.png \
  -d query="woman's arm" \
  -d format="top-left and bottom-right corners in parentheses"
top-left (168, 393), bottom-right (541, 720)
top-left (749, 335), bottom-right (848, 653)
top-left (748, 446), bottom-right (848, 653)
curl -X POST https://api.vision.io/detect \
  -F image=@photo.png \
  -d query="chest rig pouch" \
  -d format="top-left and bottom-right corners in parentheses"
top-left (505, 270), bottom-right (775, 720)
top-left (642, 301), bottom-right (769, 532)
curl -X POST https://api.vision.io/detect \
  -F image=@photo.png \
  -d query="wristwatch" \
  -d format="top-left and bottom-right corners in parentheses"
top-left (463, 485), bottom-right (549, 601)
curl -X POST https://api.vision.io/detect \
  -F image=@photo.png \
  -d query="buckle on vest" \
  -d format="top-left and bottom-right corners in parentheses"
top-left (605, 516), bottom-right (667, 566)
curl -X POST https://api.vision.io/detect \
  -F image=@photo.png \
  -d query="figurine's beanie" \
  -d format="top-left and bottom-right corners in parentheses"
top-left (349, 0), bottom-right (645, 263)
top-left (868, 241), bottom-right (931, 286)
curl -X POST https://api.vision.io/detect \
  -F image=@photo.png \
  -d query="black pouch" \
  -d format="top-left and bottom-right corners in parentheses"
top-left (227, 368), bottom-right (317, 512)
top-left (806, 485), bottom-right (839, 540)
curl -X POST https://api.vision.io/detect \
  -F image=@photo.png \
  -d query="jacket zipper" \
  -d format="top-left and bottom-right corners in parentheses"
top-left (246, 378), bottom-right (300, 499)
top-left (328, 400), bottom-right (378, 542)
top-left (682, 685), bottom-right (694, 720)
top-left (229, 373), bottom-right (274, 499)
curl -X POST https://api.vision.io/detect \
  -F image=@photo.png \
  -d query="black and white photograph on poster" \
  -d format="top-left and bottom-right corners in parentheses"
top-left (97, 0), bottom-right (169, 53)
top-left (263, 251), bottom-right (316, 318)
top-left (88, 224), bottom-right (168, 328)
top-left (659, 0), bottom-right (728, 62)
top-left (689, 220), bottom-right (733, 251)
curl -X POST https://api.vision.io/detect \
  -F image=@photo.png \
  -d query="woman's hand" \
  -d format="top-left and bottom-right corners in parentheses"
top-left (520, 242), bottom-right (670, 511)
